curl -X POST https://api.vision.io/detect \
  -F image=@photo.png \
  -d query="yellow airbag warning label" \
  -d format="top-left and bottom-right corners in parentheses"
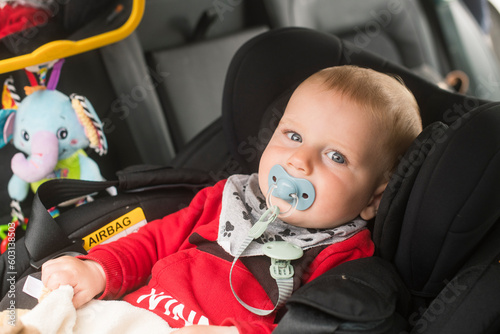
top-left (82, 207), bottom-right (147, 251)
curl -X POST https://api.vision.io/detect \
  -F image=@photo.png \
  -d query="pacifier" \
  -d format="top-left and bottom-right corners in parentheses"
top-left (267, 165), bottom-right (315, 213)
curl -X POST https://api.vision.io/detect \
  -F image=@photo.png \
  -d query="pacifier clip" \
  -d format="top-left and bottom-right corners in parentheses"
top-left (229, 165), bottom-right (315, 316)
top-left (229, 205), bottom-right (303, 316)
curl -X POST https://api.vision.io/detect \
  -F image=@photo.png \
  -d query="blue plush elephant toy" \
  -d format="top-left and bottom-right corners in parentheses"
top-left (0, 68), bottom-right (107, 214)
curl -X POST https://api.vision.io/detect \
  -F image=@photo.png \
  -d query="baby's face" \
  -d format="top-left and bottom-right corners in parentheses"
top-left (258, 80), bottom-right (388, 229)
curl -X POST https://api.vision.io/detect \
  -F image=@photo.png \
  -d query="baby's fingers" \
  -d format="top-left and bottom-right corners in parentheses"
top-left (72, 288), bottom-right (97, 309)
top-left (41, 256), bottom-right (80, 290)
top-left (42, 269), bottom-right (78, 291)
top-left (41, 256), bottom-right (106, 309)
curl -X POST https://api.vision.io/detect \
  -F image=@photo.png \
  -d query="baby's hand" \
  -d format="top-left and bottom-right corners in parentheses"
top-left (174, 325), bottom-right (238, 333)
top-left (41, 256), bottom-right (106, 309)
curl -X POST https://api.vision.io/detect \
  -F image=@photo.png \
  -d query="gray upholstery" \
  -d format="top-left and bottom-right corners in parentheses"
top-left (263, 0), bottom-right (443, 75)
top-left (151, 26), bottom-right (268, 148)
top-left (99, 0), bottom-right (268, 166)
top-left (100, 33), bottom-right (176, 165)
top-left (135, 0), bottom-right (247, 52)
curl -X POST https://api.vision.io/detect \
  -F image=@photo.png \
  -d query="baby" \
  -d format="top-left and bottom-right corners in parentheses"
top-left (41, 65), bottom-right (422, 334)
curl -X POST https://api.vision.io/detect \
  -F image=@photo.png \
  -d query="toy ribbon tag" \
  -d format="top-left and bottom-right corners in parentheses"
top-left (0, 108), bottom-right (15, 148)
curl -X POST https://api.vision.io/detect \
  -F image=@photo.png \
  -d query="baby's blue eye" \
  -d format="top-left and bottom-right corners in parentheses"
top-left (287, 132), bottom-right (302, 142)
top-left (327, 151), bottom-right (345, 164)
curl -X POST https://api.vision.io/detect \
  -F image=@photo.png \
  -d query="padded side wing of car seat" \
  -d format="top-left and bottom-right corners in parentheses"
top-left (275, 257), bottom-right (412, 334)
top-left (394, 102), bottom-right (500, 296)
top-left (413, 220), bottom-right (500, 334)
top-left (374, 121), bottom-right (449, 260)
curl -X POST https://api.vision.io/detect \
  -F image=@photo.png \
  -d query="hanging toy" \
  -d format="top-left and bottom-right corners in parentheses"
top-left (230, 164), bottom-right (316, 315)
top-left (0, 59), bottom-right (108, 253)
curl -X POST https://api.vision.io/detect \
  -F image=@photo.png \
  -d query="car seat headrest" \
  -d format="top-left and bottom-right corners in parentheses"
top-left (375, 102), bottom-right (500, 296)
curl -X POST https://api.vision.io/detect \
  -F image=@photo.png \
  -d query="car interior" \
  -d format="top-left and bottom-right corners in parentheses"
top-left (0, 0), bottom-right (500, 332)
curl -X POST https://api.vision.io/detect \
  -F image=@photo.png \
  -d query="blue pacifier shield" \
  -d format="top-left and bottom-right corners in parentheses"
top-left (267, 165), bottom-right (315, 211)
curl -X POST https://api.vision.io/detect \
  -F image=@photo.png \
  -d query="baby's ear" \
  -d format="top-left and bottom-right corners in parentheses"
top-left (360, 182), bottom-right (388, 220)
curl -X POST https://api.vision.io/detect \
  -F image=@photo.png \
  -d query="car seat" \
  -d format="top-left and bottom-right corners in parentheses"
top-left (220, 27), bottom-right (500, 333)
top-left (2, 27), bottom-right (500, 333)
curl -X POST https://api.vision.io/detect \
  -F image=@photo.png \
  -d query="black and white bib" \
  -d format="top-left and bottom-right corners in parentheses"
top-left (217, 173), bottom-right (367, 257)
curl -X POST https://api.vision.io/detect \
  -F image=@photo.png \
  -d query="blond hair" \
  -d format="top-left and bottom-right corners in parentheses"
top-left (306, 65), bottom-right (422, 177)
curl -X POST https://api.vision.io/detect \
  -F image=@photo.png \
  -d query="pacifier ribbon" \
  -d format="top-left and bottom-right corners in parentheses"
top-left (230, 205), bottom-right (303, 316)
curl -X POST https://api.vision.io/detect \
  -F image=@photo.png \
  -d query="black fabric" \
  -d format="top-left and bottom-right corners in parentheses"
top-left (275, 257), bottom-right (411, 334)
top-left (246, 86), bottom-right (294, 172)
top-left (274, 304), bottom-right (342, 334)
top-left (116, 165), bottom-right (213, 191)
top-left (411, 219), bottom-right (500, 333)
top-left (394, 102), bottom-right (500, 296)
top-left (373, 122), bottom-right (449, 260)
top-left (276, 304), bottom-right (409, 334)
top-left (24, 185), bottom-right (86, 265)
top-left (376, 102), bottom-right (500, 299)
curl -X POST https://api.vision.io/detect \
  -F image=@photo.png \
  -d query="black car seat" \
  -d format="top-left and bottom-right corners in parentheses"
top-left (219, 27), bottom-right (500, 333)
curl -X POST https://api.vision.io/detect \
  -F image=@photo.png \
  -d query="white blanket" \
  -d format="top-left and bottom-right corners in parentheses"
top-left (18, 285), bottom-right (176, 334)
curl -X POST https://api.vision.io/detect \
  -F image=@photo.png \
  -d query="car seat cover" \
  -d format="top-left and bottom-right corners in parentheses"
top-left (387, 103), bottom-right (500, 296)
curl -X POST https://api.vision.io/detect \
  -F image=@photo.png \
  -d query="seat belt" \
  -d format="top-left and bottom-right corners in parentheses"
top-left (26, 179), bottom-right (118, 268)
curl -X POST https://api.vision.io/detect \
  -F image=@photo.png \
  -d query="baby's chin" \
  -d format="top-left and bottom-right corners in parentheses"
top-left (281, 217), bottom-right (347, 230)
top-left (279, 216), bottom-right (309, 229)
top-left (278, 209), bottom-right (351, 230)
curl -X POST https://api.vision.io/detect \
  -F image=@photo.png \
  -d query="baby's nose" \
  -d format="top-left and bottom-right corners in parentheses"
top-left (286, 148), bottom-right (313, 174)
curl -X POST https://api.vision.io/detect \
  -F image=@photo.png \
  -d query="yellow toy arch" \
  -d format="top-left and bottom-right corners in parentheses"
top-left (0, 0), bottom-right (144, 74)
